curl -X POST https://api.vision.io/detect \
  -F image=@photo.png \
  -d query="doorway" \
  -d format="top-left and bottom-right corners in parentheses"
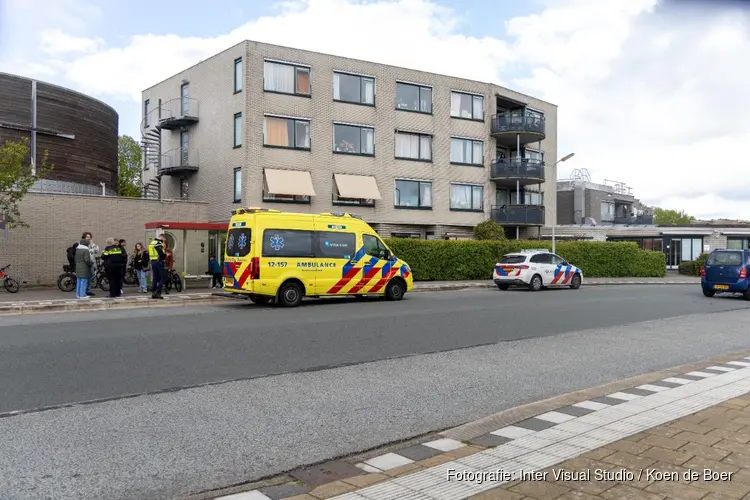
top-left (208, 229), bottom-right (227, 266)
top-left (663, 236), bottom-right (704, 270)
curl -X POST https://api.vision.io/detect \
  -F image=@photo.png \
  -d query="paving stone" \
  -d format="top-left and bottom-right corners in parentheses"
top-left (513, 417), bottom-right (558, 431)
top-left (624, 432), bottom-right (650, 442)
top-left (260, 483), bottom-right (311, 500)
top-left (723, 452), bottom-right (750, 469)
top-left (581, 448), bottom-right (616, 460)
top-left (395, 444), bottom-right (443, 461)
top-left (467, 489), bottom-right (526, 499)
top-left (639, 435), bottom-right (689, 451)
top-left (548, 467), bottom-right (617, 495)
top-left (669, 421), bottom-right (714, 435)
top-left (640, 446), bottom-right (694, 466)
top-left (415, 454), bottom-right (453, 468)
top-left (699, 493), bottom-right (738, 500)
top-left (289, 461), bottom-right (363, 487)
top-left (645, 461), bottom-right (693, 484)
top-left (307, 480), bottom-right (356, 499)
top-left (724, 398), bottom-right (750, 409)
top-left (445, 444), bottom-right (485, 459)
top-left (341, 473), bottom-right (389, 488)
top-left (705, 428), bottom-right (750, 444)
top-left (683, 456), bottom-right (740, 475)
top-left (382, 462), bottom-right (422, 477)
top-left (644, 480), bottom-right (711, 500)
top-left (590, 396), bottom-right (627, 406)
top-left (469, 433), bottom-right (513, 448)
top-left (680, 442), bottom-right (731, 461)
top-left (732, 468), bottom-right (750, 486)
top-left (690, 476), bottom-right (750, 498)
top-left (620, 387), bottom-right (659, 397)
top-left (601, 451), bottom-right (657, 470)
top-left (701, 419), bottom-right (747, 433)
top-left (509, 479), bottom-right (571, 499)
top-left (606, 440), bottom-right (652, 455)
top-left (643, 426), bottom-right (684, 439)
top-left (732, 416), bottom-right (750, 426)
top-left (555, 492), bottom-right (603, 500)
top-left (672, 431), bottom-right (722, 447)
top-left (645, 380), bottom-right (683, 389)
top-left (600, 483), bottom-right (664, 500)
top-left (278, 494), bottom-right (317, 500)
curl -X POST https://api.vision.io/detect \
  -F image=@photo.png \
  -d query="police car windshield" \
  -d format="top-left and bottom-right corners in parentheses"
top-left (498, 255), bottom-right (527, 264)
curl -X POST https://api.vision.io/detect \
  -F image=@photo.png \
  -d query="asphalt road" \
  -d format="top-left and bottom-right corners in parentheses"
top-left (1, 286), bottom-right (750, 499)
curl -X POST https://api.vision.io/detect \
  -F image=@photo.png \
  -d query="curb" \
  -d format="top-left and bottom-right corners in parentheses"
top-left (412, 281), bottom-right (697, 292)
top-left (0, 294), bottom-right (224, 316)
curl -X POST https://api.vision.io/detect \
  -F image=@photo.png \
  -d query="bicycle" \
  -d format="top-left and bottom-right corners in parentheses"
top-left (0, 264), bottom-right (20, 293)
top-left (92, 258), bottom-right (110, 292)
top-left (163, 269), bottom-right (183, 293)
top-left (57, 264), bottom-right (76, 292)
top-left (123, 260), bottom-right (138, 286)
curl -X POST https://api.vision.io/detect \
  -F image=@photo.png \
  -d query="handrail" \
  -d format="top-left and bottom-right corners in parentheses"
top-left (490, 204), bottom-right (545, 225)
top-left (491, 110), bottom-right (546, 135)
top-left (161, 148), bottom-right (199, 169)
top-left (159, 97), bottom-right (200, 120)
top-left (490, 158), bottom-right (545, 179)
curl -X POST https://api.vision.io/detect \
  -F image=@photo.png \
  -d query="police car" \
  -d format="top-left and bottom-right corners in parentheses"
top-left (492, 249), bottom-right (583, 291)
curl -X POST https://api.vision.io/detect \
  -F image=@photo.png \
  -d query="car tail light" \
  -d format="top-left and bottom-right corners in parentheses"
top-left (740, 267), bottom-right (747, 280)
top-left (700, 266), bottom-right (705, 277)
top-left (516, 265), bottom-right (529, 269)
top-left (249, 257), bottom-right (260, 280)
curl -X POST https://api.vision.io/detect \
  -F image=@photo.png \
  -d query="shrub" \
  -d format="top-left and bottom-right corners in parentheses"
top-left (472, 219), bottom-right (506, 240)
top-left (679, 253), bottom-right (709, 276)
top-left (385, 239), bottom-right (666, 281)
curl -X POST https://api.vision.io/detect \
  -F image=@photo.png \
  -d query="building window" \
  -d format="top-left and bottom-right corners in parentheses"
top-left (450, 137), bottom-right (484, 166)
top-left (144, 99), bottom-right (150, 127)
top-left (450, 91), bottom-right (484, 120)
top-left (450, 183), bottom-right (484, 211)
top-left (333, 123), bottom-right (374, 155)
top-left (394, 131), bottom-right (431, 161)
top-left (234, 57), bottom-right (243, 93)
top-left (233, 167), bottom-right (242, 203)
top-left (263, 116), bottom-right (311, 150)
top-left (394, 179), bottom-right (432, 209)
top-left (511, 148), bottom-right (543, 162)
top-left (233, 112), bottom-right (242, 148)
top-left (510, 190), bottom-right (543, 205)
top-left (263, 61), bottom-right (311, 96)
top-left (727, 237), bottom-right (750, 250)
top-left (601, 201), bottom-right (615, 221)
top-left (395, 82), bottom-right (432, 113)
top-left (333, 72), bottom-right (375, 105)
top-left (180, 83), bottom-right (189, 115)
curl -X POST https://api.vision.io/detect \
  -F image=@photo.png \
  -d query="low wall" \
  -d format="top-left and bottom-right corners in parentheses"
top-left (0, 193), bottom-right (209, 286)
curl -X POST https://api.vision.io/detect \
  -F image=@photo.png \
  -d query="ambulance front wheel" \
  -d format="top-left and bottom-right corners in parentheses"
top-left (278, 281), bottom-right (304, 307)
top-left (385, 278), bottom-right (406, 301)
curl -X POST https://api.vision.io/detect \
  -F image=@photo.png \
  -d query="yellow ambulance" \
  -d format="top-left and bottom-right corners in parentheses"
top-left (222, 208), bottom-right (413, 307)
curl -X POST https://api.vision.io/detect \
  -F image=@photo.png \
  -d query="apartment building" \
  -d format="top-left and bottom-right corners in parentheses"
top-left (140, 40), bottom-right (558, 240)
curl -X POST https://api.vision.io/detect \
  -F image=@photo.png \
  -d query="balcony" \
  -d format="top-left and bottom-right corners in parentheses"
top-left (491, 204), bottom-right (545, 226)
top-left (160, 148), bottom-right (199, 176)
top-left (490, 158), bottom-right (545, 186)
top-left (158, 98), bottom-right (199, 130)
top-left (491, 110), bottom-right (546, 146)
top-left (612, 215), bottom-right (655, 225)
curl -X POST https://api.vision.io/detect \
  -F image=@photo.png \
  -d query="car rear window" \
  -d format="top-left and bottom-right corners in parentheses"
top-left (227, 228), bottom-right (252, 258)
top-left (707, 251), bottom-right (743, 266)
top-left (498, 255), bottom-right (527, 264)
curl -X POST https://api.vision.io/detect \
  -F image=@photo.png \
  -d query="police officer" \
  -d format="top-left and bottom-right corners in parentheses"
top-left (148, 234), bottom-right (167, 299)
top-left (102, 239), bottom-right (126, 298)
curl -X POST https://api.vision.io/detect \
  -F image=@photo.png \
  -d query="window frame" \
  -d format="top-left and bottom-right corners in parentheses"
top-left (233, 112), bottom-right (242, 148)
top-left (261, 228), bottom-right (315, 258)
top-left (449, 183), bottom-right (484, 212)
top-left (227, 227), bottom-right (252, 258)
top-left (262, 115), bottom-right (312, 151)
top-left (394, 178), bottom-right (433, 210)
top-left (233, 167), bottom-right (242, 203)
top-left (233, 57), bottom-right (243, 94)
top-left (362, 234), bottom-right (389, 260)
top-left (601, 200), bottom-right (616, 221)
top-left (450, 90), bottom-right (484, 121)
top-left (333, 71), bottom-right (376, 106)
top-left (395, 81), bottom-right (432, 114)
top-left (394, 130), bottom-right (432, 162)
top-left (450, 137), bottom-right (484, 167)
top-left (315, 231), bottom-right (358, 259)
top-left (144, 99), bottom-right (150, 127)
top-left (263, 60), bottom-right (312, 97)
top-left (332, 122), bottom-right (375, 156)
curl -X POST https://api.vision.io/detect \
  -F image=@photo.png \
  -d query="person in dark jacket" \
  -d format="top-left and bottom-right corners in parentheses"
top-left (208, 255), bottom-right (223, 288)
top-left (132, 242), bottom-right (149, 293)
top-left (102, 238), bottom-right (126, 298)
top-left (118, 239), bottom-right (128, 296)
top-left (74, 239), bottom-right (93, 299)
top-left (148, 234), bottom-right (167, 299)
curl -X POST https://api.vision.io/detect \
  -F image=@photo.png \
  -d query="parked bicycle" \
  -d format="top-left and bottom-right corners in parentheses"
top-left (57, 259), bottom-right (110, 292)
top-left (163, 269), bottom-right (183, 293)
top-left (123, 261), bottom-right (138, 286)
top-left (0, 264), bottom-right (20, 293)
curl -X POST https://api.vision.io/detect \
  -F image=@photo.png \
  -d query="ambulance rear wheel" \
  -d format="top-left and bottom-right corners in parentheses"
top-left (385, 278), bottom-right (405, 301)
top-left (278, 281), bottom-right (303, 307)
top-left (249, 294), bottom-right (271, 305)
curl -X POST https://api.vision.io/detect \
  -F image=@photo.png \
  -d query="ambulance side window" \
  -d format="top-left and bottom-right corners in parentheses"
top-left (363, 234), bottom-right (387, 259)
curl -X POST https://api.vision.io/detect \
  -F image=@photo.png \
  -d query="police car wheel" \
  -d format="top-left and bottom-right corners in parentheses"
top-left (570, 274), bottom-right (582, 290)
top-left (529, 275), bottom-right (543, 292)
top-left (278, 282), bottom-right (303, 307)
top-left (497, 283), bottom-right (509, 290)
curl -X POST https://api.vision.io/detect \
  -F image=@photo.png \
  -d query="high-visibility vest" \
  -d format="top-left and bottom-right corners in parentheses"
top-left (148, 240), bottom-right (161, 260)
top-left (103, 246), bottom-right (123, 257)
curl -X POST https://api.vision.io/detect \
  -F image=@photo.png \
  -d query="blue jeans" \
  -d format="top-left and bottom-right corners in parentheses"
top-left (76, 277), bottom-right (89, 298)
top-left (136, 269), bottom-right (147, 290)
top-left (86, 263), bottom-right (95, 293)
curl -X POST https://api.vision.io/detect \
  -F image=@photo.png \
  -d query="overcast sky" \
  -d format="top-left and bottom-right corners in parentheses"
top-left (0, 0), bottom-right (747, 220)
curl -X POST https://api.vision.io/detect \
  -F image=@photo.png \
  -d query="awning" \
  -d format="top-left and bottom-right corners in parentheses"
top-left (333, 173), bottom-right (382, 200)
top-left (264, 169), bottom-right (316, 196)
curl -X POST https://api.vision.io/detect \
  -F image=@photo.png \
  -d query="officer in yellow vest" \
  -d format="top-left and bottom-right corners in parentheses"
top-left (148, 235), bottom-right (167, 299)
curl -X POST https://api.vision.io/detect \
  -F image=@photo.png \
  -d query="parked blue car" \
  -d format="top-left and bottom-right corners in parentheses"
top-left (701, 249), bottom-right (750, 299)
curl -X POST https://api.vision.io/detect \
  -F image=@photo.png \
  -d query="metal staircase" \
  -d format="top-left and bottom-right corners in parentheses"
top-left (140, 118), bottom-right (163, 200)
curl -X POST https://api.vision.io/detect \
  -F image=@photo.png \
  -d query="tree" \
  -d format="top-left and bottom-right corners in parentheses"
top-left (118, 135), bottom-right (142, 197)
top-left (653, 207), bottom-right (696, 225)
top-left (473, 219), bottom-right (507, 240)
top-left (0, 137), bottom-right (51, 228)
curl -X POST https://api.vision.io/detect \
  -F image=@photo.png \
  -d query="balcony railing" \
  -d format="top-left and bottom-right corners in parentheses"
top-left (158, 98), bottom-right (200, 129)
top-left (612, 215), bottom-right (655, 225)
top-left (490, 158), bottom-right (545, 183)
top-left (491, 204), bottom-right (545, 225)
top-left (491, 111), bottom-right (546, 139)
top-left (160, 148), bottom-right (199, 175)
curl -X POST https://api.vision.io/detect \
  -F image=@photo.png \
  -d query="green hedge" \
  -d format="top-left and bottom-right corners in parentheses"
top-left (384, 239), bottom-right (666, 281)
top-left (678, 253), bottom-right (708, 276)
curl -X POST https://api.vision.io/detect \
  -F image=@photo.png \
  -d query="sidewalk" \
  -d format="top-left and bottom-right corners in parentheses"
top-left (208, 351), bottom-right (750, 500)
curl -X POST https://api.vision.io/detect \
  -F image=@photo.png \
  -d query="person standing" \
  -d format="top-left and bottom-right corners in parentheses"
top-left (148, 234), bottom-right (167, 299)
top-left (81, 232), bottom-right (98, 296)
top-left (208, 255), bottom-right (223, 288)
top-left (132, 242), bottom-right (148, 293)
top-left (118, 239), bottom-right (128, 296)
top-left (102, 238), bottom-right (125, 298)
top-left (74, 238), bottom-right (93, 299)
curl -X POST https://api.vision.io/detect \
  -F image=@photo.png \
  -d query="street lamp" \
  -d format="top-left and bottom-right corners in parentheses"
top-left (551, 152), bottom-right (575, 254)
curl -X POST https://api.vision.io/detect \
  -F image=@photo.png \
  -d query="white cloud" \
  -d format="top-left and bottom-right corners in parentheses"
top-left (2, 0), bottom-right (749, 219)
top-left (39, 29), bottom-right (103, 56)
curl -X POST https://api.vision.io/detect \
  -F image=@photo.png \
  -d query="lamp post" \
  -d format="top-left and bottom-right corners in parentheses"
top-left (550, 152), bottom-right (575, 254)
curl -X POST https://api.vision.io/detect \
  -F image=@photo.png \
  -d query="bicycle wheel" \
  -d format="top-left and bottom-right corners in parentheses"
top-left (4, 278), bottom-right (19, 293)
top-left (90, 273), bottom-right (98, 289)
top-left (164, 276), bottom-right (172, 292)
top-left (124, 269), bottom-right (137, 285)
top-left (98, 274), bottom-right (110, 292)
top-left (58, 273), bottom-right (75, 292)
top-left (173, 275), bottom-right (183, 293)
